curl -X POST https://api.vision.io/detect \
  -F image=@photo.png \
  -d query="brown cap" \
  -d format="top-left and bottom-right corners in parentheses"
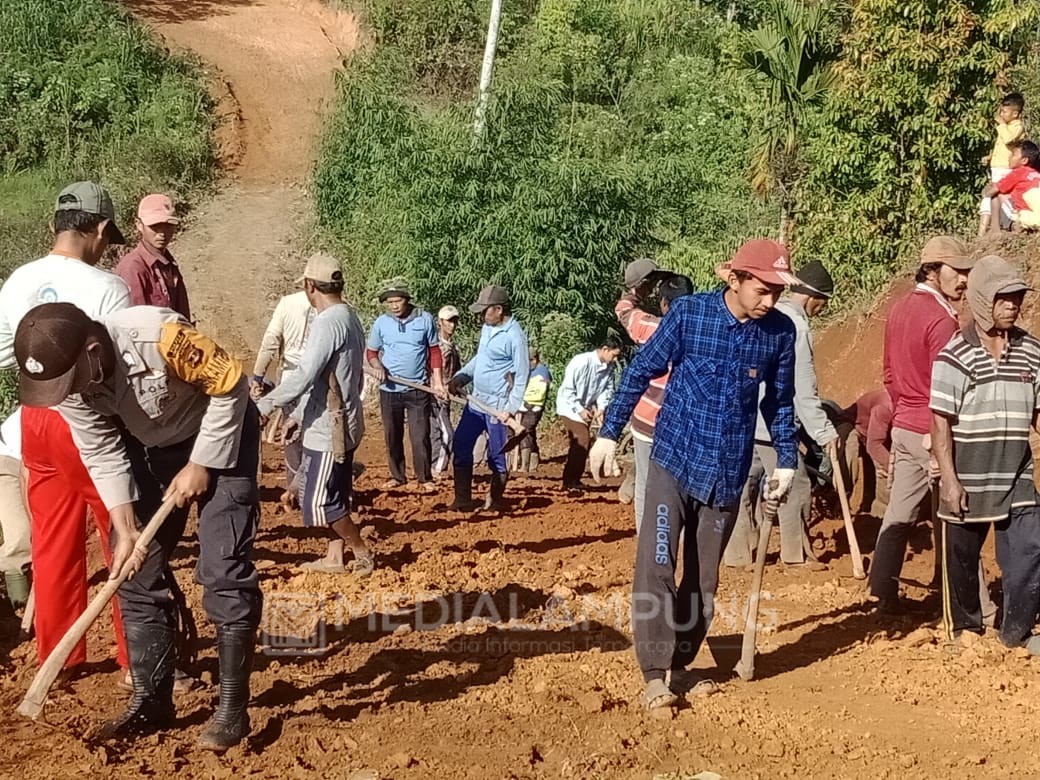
top-left (715, 239), bottom-right (801, 287)
top-left (921, 236), bottom-right (973, 270)
top-left (378, 282), bottom-right (412, 302)
top-left (469, 285), bottom-right (510, 313)
top-left (14, 303), bottom-right (93, 408)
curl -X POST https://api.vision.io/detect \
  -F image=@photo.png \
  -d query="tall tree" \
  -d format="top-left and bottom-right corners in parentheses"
top-left (735, 0), bottom-right (839, 240)
top-left (797, 0), bottom-right (1040, 296)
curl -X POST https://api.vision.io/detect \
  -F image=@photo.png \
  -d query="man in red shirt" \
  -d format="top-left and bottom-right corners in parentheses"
top-left (869, 236), bottom-right (974, 613)
top-left (982, 140), bottom-right (1040, 234)
top-left (115, 194), bottom-right (192, 320)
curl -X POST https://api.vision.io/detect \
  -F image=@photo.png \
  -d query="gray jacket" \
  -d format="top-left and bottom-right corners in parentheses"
top-left (60, 306), bottom-right (249, 509)
top-left (755, 300), bottom-right (837, 446)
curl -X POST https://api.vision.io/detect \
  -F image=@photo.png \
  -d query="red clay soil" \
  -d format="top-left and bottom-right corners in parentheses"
top-left (2, 409), bottom-right (1040, 779)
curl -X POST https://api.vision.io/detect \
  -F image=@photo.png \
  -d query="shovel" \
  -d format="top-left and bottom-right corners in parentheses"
top-left (363, 368), bottom-right (528, 454)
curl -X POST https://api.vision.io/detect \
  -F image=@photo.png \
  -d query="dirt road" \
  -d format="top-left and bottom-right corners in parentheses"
top-left (3, 4), bottom-right (1040, 778)
top-left (122, 0), bottom-right (358, 359)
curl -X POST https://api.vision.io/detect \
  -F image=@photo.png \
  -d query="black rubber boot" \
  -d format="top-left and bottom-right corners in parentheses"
top-left (449, 466), bottom-right (475, 511)
top-left (198, 625), bottom-right (255, 753)
top-left (484, 472), bottom-right (508, 511)
top-left (94, 623), bottom-right (175, 741)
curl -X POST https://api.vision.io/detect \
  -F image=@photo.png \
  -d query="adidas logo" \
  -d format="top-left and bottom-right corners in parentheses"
top-left (773, 256), bottom-right (789, 269)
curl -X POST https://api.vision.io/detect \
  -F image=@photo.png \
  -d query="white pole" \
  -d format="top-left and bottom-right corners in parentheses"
top-left (473, 0), bottom-right (504, 140)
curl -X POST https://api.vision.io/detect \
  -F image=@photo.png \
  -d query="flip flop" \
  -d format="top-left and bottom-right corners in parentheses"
top-left (347, 554), bottom-right (375, 578)
top-left (299, 559), bottom-right (347, 574)
top-left (643, 679), bottom-right (677, 711)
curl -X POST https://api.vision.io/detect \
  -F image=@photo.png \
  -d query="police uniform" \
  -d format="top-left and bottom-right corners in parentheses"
top-left (35, 305), bottom-right (260, 749)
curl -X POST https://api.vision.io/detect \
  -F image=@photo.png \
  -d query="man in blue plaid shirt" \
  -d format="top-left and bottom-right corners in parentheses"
top-left (591, 238), bottom-right (801, 710)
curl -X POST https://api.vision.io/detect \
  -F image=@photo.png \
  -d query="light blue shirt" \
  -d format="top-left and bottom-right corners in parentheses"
top-left (367, 307), bottom-right (438, 392)
top-left (555, 350), bottom-right (616, 422)
top-left (454, 316), bottom-right (529, 414)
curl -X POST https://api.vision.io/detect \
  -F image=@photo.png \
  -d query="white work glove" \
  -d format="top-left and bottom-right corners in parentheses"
top-left (765, 468), bottom-right (796, 501)
top-left (589, 437), bottom-right (621, 482)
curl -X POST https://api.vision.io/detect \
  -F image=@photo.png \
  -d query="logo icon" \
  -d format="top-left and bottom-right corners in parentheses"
top-left (773, 256), bottom-right (789, 269)
top-left (24, 357), bottom-right (44, 375)
top-left (260, 592), bottom-right (327, 656)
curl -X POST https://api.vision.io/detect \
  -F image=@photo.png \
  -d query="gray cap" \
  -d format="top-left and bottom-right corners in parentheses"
top-left (55, 181), bottom-right (125, 244)
top-left (469, 284), bottom-right (510, 313)
top-left (624, 258), bottom-right (660, 288)
top-left (379, 282), bottom-right (412, 302)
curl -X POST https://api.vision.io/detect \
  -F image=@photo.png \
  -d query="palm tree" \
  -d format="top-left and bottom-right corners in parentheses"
top-left (736, 0), bottom-right (840, 241)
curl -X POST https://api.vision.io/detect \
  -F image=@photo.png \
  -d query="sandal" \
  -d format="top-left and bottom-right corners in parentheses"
top-left (642, 678), bottom-right (677, 711)
top-left (299, 559), bottom-right (347, 574)
top-left (380, 479), bottom-right (406, 490)
top-left (347, 553), bottom-right (375, 578)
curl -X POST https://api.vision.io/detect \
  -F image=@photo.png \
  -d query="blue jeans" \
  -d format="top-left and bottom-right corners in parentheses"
top-left (453, 405), bottom-right (509, 474)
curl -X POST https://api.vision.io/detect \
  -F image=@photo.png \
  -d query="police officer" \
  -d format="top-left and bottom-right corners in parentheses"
top-left (14, 302), bottom-right (261, 752)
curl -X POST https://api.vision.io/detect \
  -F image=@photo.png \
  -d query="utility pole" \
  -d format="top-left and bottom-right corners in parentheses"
top-left (473, 0), bottom-right (503, 141)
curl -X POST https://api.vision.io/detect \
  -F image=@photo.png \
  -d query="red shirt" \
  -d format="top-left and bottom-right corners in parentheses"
top-left (996, 166), bottom-right (1040, 210)
top-left (883, 286), bottom-right (957, 435)
top-left (115, 243), bottom-right (191, 320)
top-left (845, 389), bottom-right (893, 469)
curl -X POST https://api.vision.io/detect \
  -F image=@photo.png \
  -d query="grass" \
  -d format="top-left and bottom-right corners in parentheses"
top-left (0, 0), bottom-right (217, 415)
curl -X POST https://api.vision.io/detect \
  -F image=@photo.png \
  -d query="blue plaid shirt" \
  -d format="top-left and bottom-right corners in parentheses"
top-left (601, 288), bottom-right (798, 507)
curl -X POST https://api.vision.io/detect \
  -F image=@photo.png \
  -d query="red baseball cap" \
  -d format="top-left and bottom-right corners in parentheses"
top-left (137, 193), bottom-right (179, 226)
top-left (715, 239), bottom-right (801, 287)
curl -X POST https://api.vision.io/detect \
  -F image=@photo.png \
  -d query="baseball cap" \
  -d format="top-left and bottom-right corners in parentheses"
top-left (55, 181), bottom-right (126, 245)
top-left (438, 305), bottom-right (460, 320)
top-left (789, 259), bottom-right (834, 299)
top-left (714, 239), bottom-right (801, 287)
top-left (378, 282), bottom-right (412, 302)
top-left (14, 303), bottom-right (93, 408)
top-left (137, 193), bottom-right (180, 226)
top-left (624, 258), bottom-right (669, 288)
top-left (920, 236), bottom-right (973, 270)
top-left (295, 253), bottom-right (343, 284)
top-left (469, 285), bottom-right (510, 313)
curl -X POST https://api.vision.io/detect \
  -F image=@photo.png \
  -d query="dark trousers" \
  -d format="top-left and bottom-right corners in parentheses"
top-left (119, 404), bottom-right (262, 631)
top-left (632, 460), bottom-right (737, 682)
top-left (454, 405), bottom-right (508, 474)
top-left (561, 417), bottom-right (591, 485)
top-left (380, 388), bottom-right (432, 484)
top-left (944, 506), bottom-right (1040, 646)
top-left (518, 410), bottom-right (543, 455)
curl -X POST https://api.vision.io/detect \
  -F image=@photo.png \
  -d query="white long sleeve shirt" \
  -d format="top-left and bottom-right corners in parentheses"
top-left (252, 291), bottom-right (313, 378)
top-left (555, 350), bottom-right (616, 423)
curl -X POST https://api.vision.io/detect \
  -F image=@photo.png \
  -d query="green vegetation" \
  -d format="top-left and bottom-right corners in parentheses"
top-left (0, 0), bottom-right (215, 415)
top-left (320, 0), bottom-right (1040, 344)
top-left (798, 0), bottom-right (1040, 297)
top-left (0, 0), bottom-right (214, 281)
top-left (318, 0), bottom-right (774, 369)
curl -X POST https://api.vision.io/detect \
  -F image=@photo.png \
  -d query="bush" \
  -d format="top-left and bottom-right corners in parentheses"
top-left (318, 0), bottom-right (774, 351)
top-left (795, 0), bottom-right (1040, 304)
top-left (0, 0), bottom-right (215, 412)
top-left (0, 0), bottom-right (214, 279)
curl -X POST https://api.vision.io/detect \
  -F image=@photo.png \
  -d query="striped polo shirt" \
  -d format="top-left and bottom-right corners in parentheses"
top-left (930, 324), bottom-right (1040, 523)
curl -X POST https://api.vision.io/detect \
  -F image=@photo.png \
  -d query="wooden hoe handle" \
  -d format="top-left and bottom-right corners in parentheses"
top-left (17, 497), bottom-right (179, 720)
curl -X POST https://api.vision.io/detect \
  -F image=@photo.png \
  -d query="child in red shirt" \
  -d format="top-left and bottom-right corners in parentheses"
top-left (982, 140), bottom-right (1040, 233)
